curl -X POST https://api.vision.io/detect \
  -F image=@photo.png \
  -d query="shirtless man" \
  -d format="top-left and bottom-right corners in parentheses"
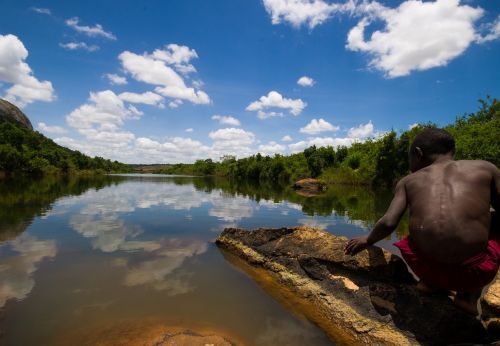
top-left (344, 128), bottom-right (500, 315)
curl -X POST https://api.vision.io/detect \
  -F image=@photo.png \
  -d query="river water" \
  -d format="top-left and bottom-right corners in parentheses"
top-left (0, 174), bottom-right (407, 345)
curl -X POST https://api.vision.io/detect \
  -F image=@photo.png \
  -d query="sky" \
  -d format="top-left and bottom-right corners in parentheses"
top-left (0, 0), bottom-right (499, 164)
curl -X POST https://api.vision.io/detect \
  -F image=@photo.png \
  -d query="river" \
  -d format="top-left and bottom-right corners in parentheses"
top-left (0, 174), bottom-right (408, 345)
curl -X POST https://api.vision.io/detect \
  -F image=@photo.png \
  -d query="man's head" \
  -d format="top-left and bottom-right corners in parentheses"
top-left (409, 128), bottom-right (455, 172)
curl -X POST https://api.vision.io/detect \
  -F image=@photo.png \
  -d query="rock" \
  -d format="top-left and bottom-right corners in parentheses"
top-left (216, 227), bottom-right (491, 345)
top-left (0, 99), bottom-right (33, 130)
top-left (293, 178), bottom-right (326, 196)
top-left (50, 319), bottom-right (240, 346)
top-left (481, 273), bottom-right (500, 335)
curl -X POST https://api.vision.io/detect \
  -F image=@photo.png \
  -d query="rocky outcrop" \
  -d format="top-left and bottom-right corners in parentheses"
top-left (293, 178), bottom-right (326, 196)
top-left (482, 273), bottom-right (500, 334)
top-left (216, 227), bottom-right (492, 345)
top-left (0, 99), bottom-right (33, 130)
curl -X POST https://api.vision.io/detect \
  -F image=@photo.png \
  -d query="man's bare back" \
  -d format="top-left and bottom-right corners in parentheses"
top-left (404, 159), bottom-right (493, 263)
top-left (344, 127), bottom-right (500, 315)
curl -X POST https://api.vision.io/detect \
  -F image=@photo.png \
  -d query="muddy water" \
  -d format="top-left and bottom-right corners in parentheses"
top-left (0, 174), bottom-right (406, 345)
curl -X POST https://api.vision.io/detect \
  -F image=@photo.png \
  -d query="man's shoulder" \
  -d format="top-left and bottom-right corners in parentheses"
top-left (456, 159), bottom-right (497, 171)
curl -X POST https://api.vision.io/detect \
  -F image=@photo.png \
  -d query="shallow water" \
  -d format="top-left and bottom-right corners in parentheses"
top-left (0, 175), bottom-right (407, 345)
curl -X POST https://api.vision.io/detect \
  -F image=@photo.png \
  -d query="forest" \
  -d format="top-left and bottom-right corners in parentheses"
top-left (1, 97), bottom-right (497, 184)
top-left (0, 122), bottom-right (129, 175)
top-left (158, 97), bottom-right (499, 186)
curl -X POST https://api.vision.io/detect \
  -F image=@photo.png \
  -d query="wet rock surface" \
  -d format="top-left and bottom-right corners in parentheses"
top-left (51, 320), bottom-right (239, 346)
top-left (216, 227), bottom-right (495, 345)
top-left (0, 99), bottom-right (33, 130)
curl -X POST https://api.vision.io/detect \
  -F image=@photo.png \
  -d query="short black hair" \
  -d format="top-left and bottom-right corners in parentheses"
top-left (410, 128), bottom-right (455, 158)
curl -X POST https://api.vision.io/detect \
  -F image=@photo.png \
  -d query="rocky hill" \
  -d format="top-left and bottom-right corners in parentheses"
top-left (0, 99), bottom-right (33, 130)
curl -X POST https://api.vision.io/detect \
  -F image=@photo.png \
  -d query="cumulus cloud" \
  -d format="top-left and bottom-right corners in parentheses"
top-left (211, 115), bottom-right (241, 126)
top-left (119, 45), bottom-right (210, 105)
top-left (289, 120), bottom-right (378, 153)
top-left (37, 122), bottom-right (67, 134)
top-left (59, 42), bottom-right (99, 52)
top-left (0, 34), bottom-right (55, 107)
top-left (246, 91), bottom-right (306, 117)
top-left (105, 73), bottom-right (127, 85)
top-left (289, 136), bottom-right (355, 153)
top-left (300, 118), bottom-right (339, 134)
top-left (282, 135), bottom-right (293, 141)
top-left (262, 0), bottom-right (355, 29)
top-left (119, 91), bottom-right (164, 108)
top-left (347, 120), bottom-right (374, 138)
top-left (258, 141), bottom-right (286, 156)
top-left (346, 0), bottom-right (485, 77)
top-left (297, 76), bottom-right (315, 87)
top-left (152, 44), bottom-right (198, 74)
top-left (209, 127), bottom-right (256, 158)
top-left (63, 90), bottom-right (140, 156)
top-left (185, 128), bottom-right (193, 132)
top-left (135, 137), bottom-right (211, 162)
top-left (65, 17), bottom-right (116, 40)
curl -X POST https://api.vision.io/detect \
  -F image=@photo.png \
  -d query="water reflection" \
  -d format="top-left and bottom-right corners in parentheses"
top-left (121, 238), bottom-right (207, 294)
top-left (0, 174), bottom-right (406, 345)
top-left (0, 235), bottom-right (57, 308)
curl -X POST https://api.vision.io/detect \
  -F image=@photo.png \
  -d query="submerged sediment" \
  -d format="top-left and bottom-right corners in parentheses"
top-left (216, 226), bottom-right (496, 345)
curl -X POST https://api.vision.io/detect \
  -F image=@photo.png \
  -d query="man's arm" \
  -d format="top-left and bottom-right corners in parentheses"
top-left (345, 177), bottom-right (408, 256)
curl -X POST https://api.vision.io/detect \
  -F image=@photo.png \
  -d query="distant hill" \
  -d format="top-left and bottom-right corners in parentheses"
top-left (0, 99), bottom-right (129, 175)
top-left (0, 99), bottom-right (33, 130)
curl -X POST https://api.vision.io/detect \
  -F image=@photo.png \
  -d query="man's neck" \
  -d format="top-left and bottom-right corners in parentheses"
top-left (430, 154), bottom-right (454, 165)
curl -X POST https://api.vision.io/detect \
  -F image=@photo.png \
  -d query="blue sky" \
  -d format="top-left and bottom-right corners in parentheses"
top-left (1, 0), bottom-right (499, 163)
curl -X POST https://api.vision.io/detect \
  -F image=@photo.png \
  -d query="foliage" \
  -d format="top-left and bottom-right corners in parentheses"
top-left (0, 122), bottom-right (130, 175)
top-left (156, 97), bottom-right (498, 187)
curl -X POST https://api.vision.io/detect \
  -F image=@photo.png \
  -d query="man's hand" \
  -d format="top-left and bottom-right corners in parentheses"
top-left (344, 236), bottom-right (370, 256)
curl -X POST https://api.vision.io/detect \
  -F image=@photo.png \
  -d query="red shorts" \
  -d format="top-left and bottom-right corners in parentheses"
top-left (394, 235), bottom-right (500, 292)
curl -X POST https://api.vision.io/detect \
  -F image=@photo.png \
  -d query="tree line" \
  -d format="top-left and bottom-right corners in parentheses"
top-left (0, 122), bottom-right (129, 175)
top-left (159, 97), bottom-right (499, 186)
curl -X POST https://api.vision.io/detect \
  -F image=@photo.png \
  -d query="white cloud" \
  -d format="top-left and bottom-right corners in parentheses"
top-left (119, 91), bottom-right (164, 108)
top-left (347, 120), bottom-right (374, 138)
top-left (0, 34), bottom-right (55, 107)
top-left (300, 118), bottom-right (339, 135)
top-left (297, 76), bottom-right (315, 87)
top-left (65, 17), bottom-right (116, 40)
top-left (211, 115), bottom-right (241, 126)
top-left (105, 73), bottom-right (127, 85)
top-left (408, 123), bottom-right (419, 130)
top-left (59, 42), bottom-right (99, 52)
top-left (289, 136), bottom-right (355, 153)
top-left (246, 91), bottom-right (306, 117)
top-left (185, 128), bottom-right (193, 132)
top-left (168, 99), bottom-right (183, 108)
top-left (0, 235), bottom-right (57, 308)
top-left (258, 141), bottom-right (286, 156)
top-left (289, 120), bottom-right (380, 153)
top-left (37, 122), bottom-right (67, 134)
top-left (209, 127), bottom-right (256, 158)
top-left (119, 46), bottom-right (210, 105)
top-left (476, 14), bottom-right (500, 43)
top-left (282, 135), bottom-right (292, 141)
top-left (31, 7), bottom-right (51, 15)
top-left (346, 0), bottom-right (484, 78)
top-left (152, 44), bottom-right (198, 74)
top-left (262, 0), bottom-right (355, 29)
top-left (64, 90), bottom-right (139, 156)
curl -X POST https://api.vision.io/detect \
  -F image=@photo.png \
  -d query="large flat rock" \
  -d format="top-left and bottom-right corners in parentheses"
top-left (216, 227), bottom-right (494, 345)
